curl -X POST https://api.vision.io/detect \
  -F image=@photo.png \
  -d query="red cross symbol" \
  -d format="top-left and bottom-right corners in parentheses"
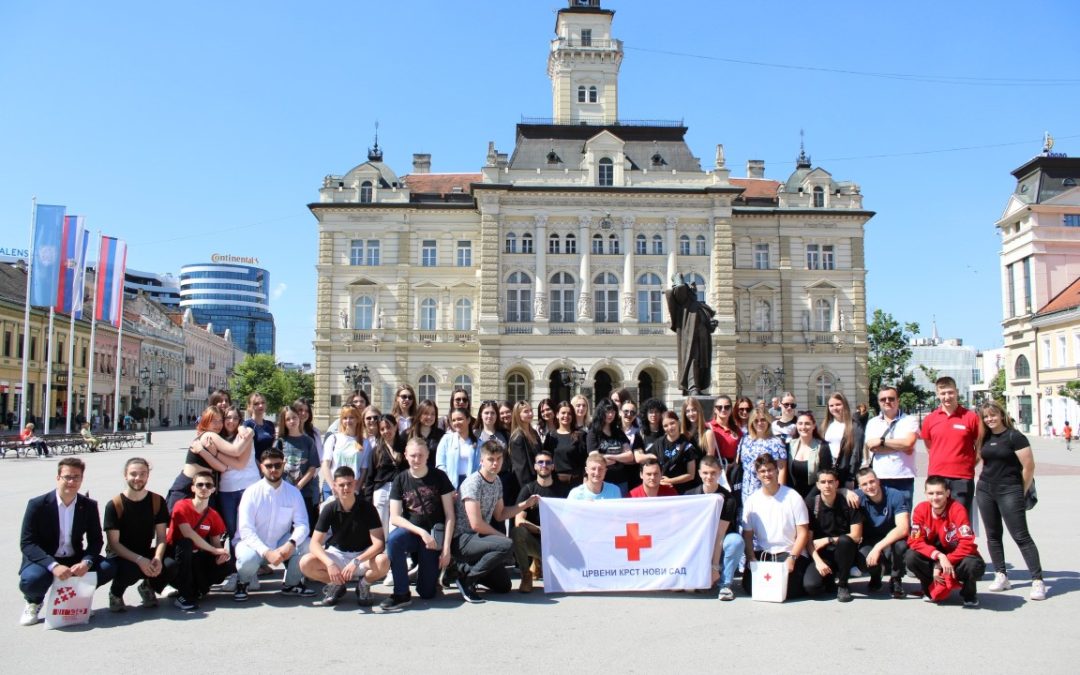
top-left (614, 522), bottom-right (653, 561)
top-left (763, 573), bottom-right (772, 582)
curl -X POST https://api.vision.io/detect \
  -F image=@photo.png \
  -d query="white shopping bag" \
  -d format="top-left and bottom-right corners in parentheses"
top-left (750, 559), bottom-right (788, 603)
top-left (43, 571), bottom-right (97, 629)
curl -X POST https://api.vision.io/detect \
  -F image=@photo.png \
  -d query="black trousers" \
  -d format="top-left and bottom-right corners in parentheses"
top-left (109, 555), bottom-right (178, 596)
top-left (451, 532), bottom-right (513, 593)
top-left (742, 551), bottom-right (810, 599)
top-left (904, 549), bottom-right (985, 601)
top-left (943, 478), bottom-right (975, 519)
top-left (804, 535), bottom-right (862, 595)
top-left (976, 480), bottom-right (1043, 579)
top-left (169, 541), bottom-right (229, 599)
top-left (859, 536), bottom-right (908, 579)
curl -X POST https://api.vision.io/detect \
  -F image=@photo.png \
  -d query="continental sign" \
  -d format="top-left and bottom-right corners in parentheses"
top-left (211, 254), bottom-right (260, 265)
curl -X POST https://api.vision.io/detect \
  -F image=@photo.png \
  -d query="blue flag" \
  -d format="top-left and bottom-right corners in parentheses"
top-left (29, 204), bottom-right (67, 307)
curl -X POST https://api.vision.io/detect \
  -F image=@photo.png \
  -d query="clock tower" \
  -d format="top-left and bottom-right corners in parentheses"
top-left (548, 0), bottom-right (622, 124)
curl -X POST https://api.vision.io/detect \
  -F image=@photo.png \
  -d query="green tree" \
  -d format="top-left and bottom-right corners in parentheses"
top-left (867, 309), bottom-right (921, 412)
top-left (282, 369), bottom-right (315, 404)
top-left (1059, 380), bottom-right (1080, 406)
top-left (228, 354), bottom-right (291, 413)
top-left (990, 368), bottom-right (1007, 406)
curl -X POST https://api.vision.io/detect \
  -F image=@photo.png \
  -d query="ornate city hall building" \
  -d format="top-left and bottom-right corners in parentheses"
top-left (310, 1), bottom-right (870, 425)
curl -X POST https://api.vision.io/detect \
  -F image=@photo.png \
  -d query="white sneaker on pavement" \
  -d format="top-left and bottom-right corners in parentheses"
top-left (19, 602), bottom-right (41, 626)
top-left (1030, 579), bottom-right (1048, 601)
top-left (988, 572), bottom-right (1011, 592)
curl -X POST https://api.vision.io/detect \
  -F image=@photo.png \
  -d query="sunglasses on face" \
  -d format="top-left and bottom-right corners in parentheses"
top-left (716, 404), bottom-right (732, 411)
top-left (364, 416), bottom-right (378, 422)
top-left (878, 396), bottom-right (896, 403)
top-left (194, 483), bottom-right (215, 489)
top-left (782, 402), bottom-right (796, 408)
top-left (262, 463), bottom-right (284, 470)
top-left (622, 409), bottom-right (637, 416)
top-left (398, 394), bottom-right (413, 400)
top-left (535, 460), bottom-right (554, 466)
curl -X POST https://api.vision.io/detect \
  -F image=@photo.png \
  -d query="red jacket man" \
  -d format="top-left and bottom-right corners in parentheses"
top-left (904, 476), bottom-right (986, 606)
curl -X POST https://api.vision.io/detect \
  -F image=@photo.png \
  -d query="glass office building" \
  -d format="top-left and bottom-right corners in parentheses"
top-left (179, 262), bottom-right (275, 355)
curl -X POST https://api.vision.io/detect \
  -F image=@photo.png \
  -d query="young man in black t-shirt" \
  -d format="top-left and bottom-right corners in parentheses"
top-left (382, 439), bottom-right (456, 610)
top-left (511, 450), bottom-right (567, 593)
top-left (102, 458), bottom-right (177, 612)
top-left (299, 466), bottom-right (388, 607)
top-left (685, 456), bottom-right (742, 600)
top-left (804, 468), bottom-right (864, 603)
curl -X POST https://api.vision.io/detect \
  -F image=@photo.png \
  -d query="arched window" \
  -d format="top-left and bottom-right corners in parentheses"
top-left (505, 232), bottom-right (517, 254)
top-left (454, 298), bottom-right (472, 331)
top-left (608, 234), bottom-right (619, 255)
top-left (577, 86), bottom-right (586, 103)
top-left (360, 181), bottom-right (373, 203)
top-left (815, 372), bottom-right (835, 406)
top-left (813, 185), bottom-right (825, 208)
top-left (354, 297), bottom-right (374, 330)
top-left (594, 272), bottom-right (619, 323)
top-left (505, 271), bottom-right (532, 323)
top-left (588, 85), bottom-right (598, 103)
top-left (550, 271), bottom-right (576, 323)
top-left (679, 234), bottom-right (691, 256)
top-left (753, 299), bottom-right (771, 332)
top-left (522, 232), bottom-right (534, 254)
top-left (652, 234), bottom-right (664, 255)
top-left (635, 233), bottom-right (647, 255)
top-left (695, 235), bottom-right (707, 256)
top-left (418, 374), bottom-right (437, 403)
top-left (507, 372), bottom-right (528, 402)
top-left (565, 233), bottom-right (577, 254)
top-left (1015, 354), bottom-right (1031, 379)
top-left (598, 157), bottom-right (613, 187)
top-left (687, 273), bottom-right (706, 303)
top-left (453, 374), bottom-right (473, 399)
top-left (592, 233), bottom-right (604, 254)
top-left (813, 298), bottom-right (832, 331)
top-left (548, 233), bottom-right (560, 254)
top-left (419, 298), bottom-right (437, 331)
top-left (637, 273), bottom-right (663, 323)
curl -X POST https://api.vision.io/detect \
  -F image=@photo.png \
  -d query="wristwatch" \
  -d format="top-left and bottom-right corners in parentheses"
top-left (288, 539), bottom-right (298, 548)
top-left (711, 564), bottom-right (721, 571)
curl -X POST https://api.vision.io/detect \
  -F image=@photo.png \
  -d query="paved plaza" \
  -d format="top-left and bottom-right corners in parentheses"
top-left (1, 427), bottom-right (1078, 672)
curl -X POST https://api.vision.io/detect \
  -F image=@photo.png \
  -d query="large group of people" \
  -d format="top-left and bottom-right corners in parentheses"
top-left (17, 376), bottom-right (1048, 626)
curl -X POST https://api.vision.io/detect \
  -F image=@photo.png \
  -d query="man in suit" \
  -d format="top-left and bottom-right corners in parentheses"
top-left (18, 457), bottom-right (115, 626)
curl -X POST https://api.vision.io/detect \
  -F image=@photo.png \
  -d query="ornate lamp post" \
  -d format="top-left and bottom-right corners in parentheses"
top-left (140, 365), bottom-right (166, 444)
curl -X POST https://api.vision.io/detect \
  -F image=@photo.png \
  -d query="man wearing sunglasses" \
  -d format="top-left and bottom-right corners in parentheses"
top-left (234, 448), bottom-right (313, 601)
top-left (864, 386), bottom-right (918, 507)
top-left (510, 450), bottom-right (567, 593)
top-left (167, 471), bottom-right (230, 611)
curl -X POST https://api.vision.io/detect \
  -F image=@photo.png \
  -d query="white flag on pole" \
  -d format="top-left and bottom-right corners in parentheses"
top-left (540, 494), bottom-right (723, 593)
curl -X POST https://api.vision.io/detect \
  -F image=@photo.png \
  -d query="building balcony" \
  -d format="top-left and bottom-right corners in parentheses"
top-left (502, 323), bottom-right (534, 335)
top-left (551, 37), bottom-right (621, 51)
top-left (185, 355), bottom-right (195, 365)
top-left (184, 383), bottom-right (195, 393)
top-left (747, 331), bottom-right (780, 344)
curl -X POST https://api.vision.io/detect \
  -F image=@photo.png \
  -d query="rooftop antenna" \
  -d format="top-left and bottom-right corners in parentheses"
top-left (368, 121), bottom-right (383, 162)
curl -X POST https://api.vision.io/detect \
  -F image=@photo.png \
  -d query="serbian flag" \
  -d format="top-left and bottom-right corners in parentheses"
top-left (539, 494), bottom-right (722, 593)
top-left (54, 216), bottom-right (89, 317)
top-left (29, 204), bottom-right (66, 307)
top-left (94, 236), bottom-right (127, 327)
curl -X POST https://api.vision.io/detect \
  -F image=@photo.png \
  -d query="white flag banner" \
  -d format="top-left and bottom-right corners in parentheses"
top-left (540, 494), bottom-right (723, 593)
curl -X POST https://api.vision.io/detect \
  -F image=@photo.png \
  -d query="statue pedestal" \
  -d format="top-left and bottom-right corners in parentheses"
top-left (681, 395), bottom-right (717, 422)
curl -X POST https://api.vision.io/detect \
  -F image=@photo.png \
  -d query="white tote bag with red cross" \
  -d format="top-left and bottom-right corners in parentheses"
top-left (749, 557), bottom-right (788, 603)
top-left (43, 572), bottom-right (97, 629)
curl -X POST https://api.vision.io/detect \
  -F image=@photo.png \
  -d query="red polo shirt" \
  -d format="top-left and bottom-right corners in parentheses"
top-left (629, 485), bottom-right (678, 498)
top-left (921, 405), bottom-right (980, 479)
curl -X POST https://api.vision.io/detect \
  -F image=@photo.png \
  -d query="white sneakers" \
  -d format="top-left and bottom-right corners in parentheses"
top-left (1030, 579), bottom-right (1048, 601)
top-left (19, 602), bottom-right (41, 626)
top-left (988, 572), bottom-right (1011, 592)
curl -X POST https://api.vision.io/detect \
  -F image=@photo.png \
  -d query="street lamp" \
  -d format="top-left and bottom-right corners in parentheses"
top-left (560, 367), bottom-right (586, 394)
top-left (140, 365), bottom-right (166, 444)
top-left (344, 364), bottom-right (370, 393)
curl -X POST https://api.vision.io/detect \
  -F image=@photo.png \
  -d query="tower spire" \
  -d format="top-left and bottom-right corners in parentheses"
top-left (367, 121), bottom-right (383, 162)
top-left (796, 129), bottom-right (811, 169)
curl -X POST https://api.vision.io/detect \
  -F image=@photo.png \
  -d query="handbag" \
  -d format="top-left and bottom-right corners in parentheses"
top-left (749, 553), bottom-right (789, 603)
top-left (43, 571), bottom-right (98, 629)
top-left (1025, 481), bottom-right (1038, 511)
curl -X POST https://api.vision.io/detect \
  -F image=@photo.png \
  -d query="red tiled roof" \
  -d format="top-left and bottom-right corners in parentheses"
top-left (1036, 276), bottom-right (1080, 315)
top-left (403, 173), bottom-right (482, 196)
top-left (730, 177), bottom-right (780, 200)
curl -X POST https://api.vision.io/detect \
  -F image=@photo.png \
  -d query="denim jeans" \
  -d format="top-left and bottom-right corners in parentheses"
top-left (386, 525), bottom-right (444, 599)
top-left (717, 532), bottom-right (743, 588)
top-left (235, 533), bottom-right (310, 586)
top-left (976, 480), bottom-right (1043, 579)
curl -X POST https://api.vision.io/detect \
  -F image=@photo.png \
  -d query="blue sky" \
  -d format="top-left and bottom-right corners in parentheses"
top-left (3, 0), bottom-right (1078, 364)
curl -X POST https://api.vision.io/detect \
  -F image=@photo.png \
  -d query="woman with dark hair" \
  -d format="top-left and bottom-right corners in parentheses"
top-left (639, 411), bottom-right (699, 494)
top-left (708, 395), bottom-right (741, 463)
top-left (587, 399), bottom-right (635, 495)
top-left (551, 401), bottom-right (586, 486)
top-left (435, 407), bottom-right (479, 488)
top-left (440, 388), bottom-right (472, 430)
top-left (166, 407), bottom-right (251, 514)
top-left (292, 398), bottom-right (323, 466)
top-left (535, 398), bottom-right (557, 444)
top-left (498, 401), bottom-right (514, 430)
top-left (277, 406), bottom-right (320, 527)
top-left (391, 385), bottom-right (417, 433)
top-left (209, 389), bottom-right (231, 414)
top-left (367, 413), bottom-right (407, 529)
top-left (407, 399), bottom-right (444, 470)
top-left (681, 397), bottom-right (717, 458)
top-left (977, 400), bottom-right (1046, 600)
top-left (786, 410), bottom-right (833, 497)
top-left (822, 392), bottom-right (864, 487)
top-left (610, 387), bottom-right (633, 409)
top-left (475, 399), bottom-right (514, 511)
top-left (733, 396), bottom-right (754, 436)
top-left (638, 398), bottom-right (668, 448)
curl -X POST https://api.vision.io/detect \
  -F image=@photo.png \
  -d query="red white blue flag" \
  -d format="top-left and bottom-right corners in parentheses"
top-left (54, 215), bottom-right (88, 318)
top-left (94, 236), bottom-right (127, 327)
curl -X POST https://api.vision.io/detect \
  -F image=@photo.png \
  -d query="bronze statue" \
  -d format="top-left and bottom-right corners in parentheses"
top-left (666, 273), bottom-right (718, 395)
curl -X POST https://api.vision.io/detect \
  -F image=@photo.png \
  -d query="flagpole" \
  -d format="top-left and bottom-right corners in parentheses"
top-left (18, 197), bottom-right (36, 431)
top-left (112, 300), bottom-right (124, 433)
top-left (85, 231), bottom-right (101, 428)
top-left (43, 308), bottom-right (56, 435)
top-left (63, 220), bottom-right (84, 434)
top-left (64, 306), bottom-right (77, 433)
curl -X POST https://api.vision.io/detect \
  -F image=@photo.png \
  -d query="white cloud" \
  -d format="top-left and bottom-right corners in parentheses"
top-left (272, 282), bottom-right (287, 300)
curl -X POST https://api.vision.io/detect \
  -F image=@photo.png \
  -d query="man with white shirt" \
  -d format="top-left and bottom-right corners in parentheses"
top-left (234, 448), bottom-right (313, 601)
top-left (17, 458), bottom-right (116, 626)
top-left (863, 386), bottom-right (919, 508)
top-left (741, 453), bottom-right (811, 599)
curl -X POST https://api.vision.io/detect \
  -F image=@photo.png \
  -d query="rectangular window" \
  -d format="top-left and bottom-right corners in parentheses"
top-left (30, 337), bottom-right (36, 361)
top-left (1064, 214), bottom-right (1080, 227)
top-left (1022, 256), bottom-right (1032, 312)
top-left (635, 237), bottom-right (646, 255)
top-left (637, 289), bottom-right (662, 323)
top-left (81, 346), bottom-right (87, 368)
top-left (2, 330), bottom-right (9, 357)
top-left (57, 341), bottom-right (64, 363)
top-left (822, 244), bottom-right (835, 270)
top-left (551, 290), bottom-right (575, 323)
top-left (806, 244), bottom-right (820, 270)
top-left (366, 240), bottom-right (380, 266)
top-left (456, 241), bottom-right (472, 267)
top-left (1042, 339), bottom-right (1051, 365)
top-left (506, 290), bottom-right (532, 322)
top-left (595, 290), bottom-right (619, 323)
top-left (350, 239), bottom-right (364, 266)
top-left (580, 28), bottom-right (592, 46)
top-left (592, 237), bottom-right (603, 254)
top-left (421, 240), bottom-right (437, 267)
top-left (1006, 263), bottom-right (1016, 317)
top-left (565, 237), bottom-right (577, 255)
top-left (1058, 335), bottom-right (1067, 365)
top-left (754, 243), bottom-right (770, 269)
top-left (521, 236), bottom-right (533, 254)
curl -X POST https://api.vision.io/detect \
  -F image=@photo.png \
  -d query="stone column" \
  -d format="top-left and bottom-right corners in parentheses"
top-left (576, 216), bottom-right (593, 322)
top-left (621, 216), bottom-right (636, 321)
top-left (534, 214), bottom-right (549, 325)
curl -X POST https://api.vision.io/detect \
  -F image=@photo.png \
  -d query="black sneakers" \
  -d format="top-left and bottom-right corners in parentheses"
top-left (455, 577), bottom-right (484, 604)
top-left (379, 594), bottom-right (413, 611)
top-left (233, 583), bottom-right (249, 602)
top-left (890, 577), bottom-right (907, 599)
